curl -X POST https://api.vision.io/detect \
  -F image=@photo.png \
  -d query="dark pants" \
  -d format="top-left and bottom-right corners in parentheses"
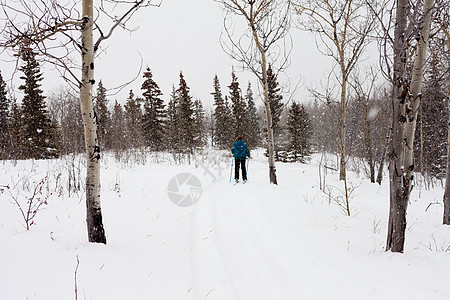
top-left (235, 158), bottom-right (247, 180)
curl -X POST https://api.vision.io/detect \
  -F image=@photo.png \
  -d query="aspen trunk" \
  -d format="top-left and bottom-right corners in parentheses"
top-left (364, 100), bottom-right (375, 183)
top-left (261, 52), bottom-right (278, 184)
top-left (339, 63), bottom-right (350, 215)
top-left (339, 68), bottom-right (347, 182)
top-left (386, 0), bottom-right (433, 252)
top-left (81, 0), bottom-right (106, 244)
top-left (250, 15), bottom-right (278, 185)
top-left (443, 27), bottom-right (450, 225)
top-left (376, 108), bottom-right (392, 185)
top-left (444, 115), bottom-right (450, 224)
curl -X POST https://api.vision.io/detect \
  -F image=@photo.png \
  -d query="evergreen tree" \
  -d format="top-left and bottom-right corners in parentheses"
top-left (176, 72), bottom-right (195, 153)
top-left (223, 96), bottom-right (234, 148)
top-left (94, 80), bottom-right (111, 150)
top-left (267, 65), bottom-right (284, 159)
top-left (287, 102), bottom-right (312, 162)
top-left (0, 71), bottom-right (10, 159)
top-left (212, 75), bottom-right (233, 149)
top-left (415, 53), bottom-right (448, 178)
top-left (124, 90), bottom-right (143, 149)
top-left (141, 67), bottom-right (166, 151)
top-left (229, 71), bottom-right (247, 139)
top-left (244, 82), bottom-right (261, 148)
top-left (18, 47), bottom-right (60, 159)
top-left (111, 100), bottom-right (126, 154)
top-left (193, 99), bottom-right (206, 149)
top-left (9, 100), bottom-right (24, 159)
top-left (166, 86), bottom-right (179, 152)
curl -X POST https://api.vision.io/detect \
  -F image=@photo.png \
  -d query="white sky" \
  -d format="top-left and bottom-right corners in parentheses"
top-left (2, 0), bottom-right (353, 110)
top-left (94, 0), bottom-right (328, 110)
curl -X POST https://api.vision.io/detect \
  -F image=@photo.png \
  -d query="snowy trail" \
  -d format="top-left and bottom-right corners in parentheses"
top-left (189, 160), bottom-right (398, 299)
top-left (190, 161), bottom-right (312, 299)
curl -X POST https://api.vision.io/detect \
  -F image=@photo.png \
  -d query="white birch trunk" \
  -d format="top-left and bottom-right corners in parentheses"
top-left (81, 0), bottom-right (106, 244)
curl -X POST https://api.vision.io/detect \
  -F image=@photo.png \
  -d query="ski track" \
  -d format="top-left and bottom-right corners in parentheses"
top-left (190, 160), bottom-right (375, 299)
top-left (191, 161), bottom-right (308, 299)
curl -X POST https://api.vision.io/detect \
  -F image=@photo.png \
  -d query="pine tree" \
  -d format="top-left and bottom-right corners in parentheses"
top-left (0, 71), bottom-right (10, 159)
top-left (267, 65), bottom-right (284, 160)
top-left (212, 75), bottom-right (232, 149)
top-left (124, 90), bottom-right (143, 149)
top-left (94, 80), bottom-right (111, 150)
top-left (141, 67), bottom-right (166, 151)
top-left (287, 102), bottom-right (312, 162)
top-left (244, 82), bottom-right (261, 148)
top-left (176, 72), bottom-right (195, 153)
top-left (18, 47), bottom-right (60, 159)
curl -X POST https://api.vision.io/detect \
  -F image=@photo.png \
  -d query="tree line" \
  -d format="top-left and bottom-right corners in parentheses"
top-left (1, 44), bottom-right (447, 177)
top-left (0, 50), bottom-right (313, 163)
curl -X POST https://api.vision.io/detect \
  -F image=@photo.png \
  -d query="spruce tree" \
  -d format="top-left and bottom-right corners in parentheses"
top-left (18, 47), bottom-right (60, 159)
top-left (124, 90), bottom-right (143, 149)
top-left (166, 86), bottom-right (180, 153)
top-left (212, 75), bottom-right (231, 149)
top-left (193, 99), bottom-right (206, 149)
top-left (229, 71), bottom-right (247, 139)
top-left (176, 72), bottom-right (195, 153)
top-left (244, 82), bottom-right (261, 148)
top-left (416, 54), bottom-right (448, 178)
top-left (9, 100), bottom-right (24, 159)
top-left (223, 96), bottom-right (234, 148)
top-left (287, 102), bottom-right (312, 162)
top-left (141, 67), bottom-right (166, 151)
top-left (267, 65), bottom-right (284, 159)
top-left (0, 71), bottom-right (10, 159)
top-left (94, 80), bottom-right (111, 150)
top-left (111, 100), bottom-right (126, 154)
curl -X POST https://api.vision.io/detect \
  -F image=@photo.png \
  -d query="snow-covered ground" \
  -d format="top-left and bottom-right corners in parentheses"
top-left (1, 149), bottom-right (450, 299)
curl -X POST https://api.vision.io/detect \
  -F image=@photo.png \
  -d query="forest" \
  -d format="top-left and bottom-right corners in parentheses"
top-left (0, 0), bottom-right (449, 257)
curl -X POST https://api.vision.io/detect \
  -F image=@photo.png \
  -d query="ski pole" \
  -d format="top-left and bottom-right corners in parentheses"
top-left (229, 158), bottom-right (234, 183)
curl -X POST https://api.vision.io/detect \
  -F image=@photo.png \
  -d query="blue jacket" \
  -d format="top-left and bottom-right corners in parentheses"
top-left (231, 140), bottom-right (250, 159)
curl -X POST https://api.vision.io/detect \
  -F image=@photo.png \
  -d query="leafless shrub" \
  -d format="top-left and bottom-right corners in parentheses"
top-left (64, 154), bottom-right (84, 196)
top-left (9, 176), bottom-right (50, 230)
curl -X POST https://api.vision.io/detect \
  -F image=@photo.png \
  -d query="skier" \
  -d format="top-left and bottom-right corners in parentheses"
top-left (231, 135), bottom-right (251, 183)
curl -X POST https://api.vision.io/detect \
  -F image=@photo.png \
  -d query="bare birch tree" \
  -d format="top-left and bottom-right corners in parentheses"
top-left (0, 0), bottom-right (160, 243)
top-left (384, 0), bottom-right (434, 252)
top-left (293, 0), bottom-right (376, 215)
top-left (216, 0), bottom-right (292, 185)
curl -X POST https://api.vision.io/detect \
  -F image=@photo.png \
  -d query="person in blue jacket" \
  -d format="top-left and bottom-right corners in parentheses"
top-left (231, 135), bottom-right (251, 183)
